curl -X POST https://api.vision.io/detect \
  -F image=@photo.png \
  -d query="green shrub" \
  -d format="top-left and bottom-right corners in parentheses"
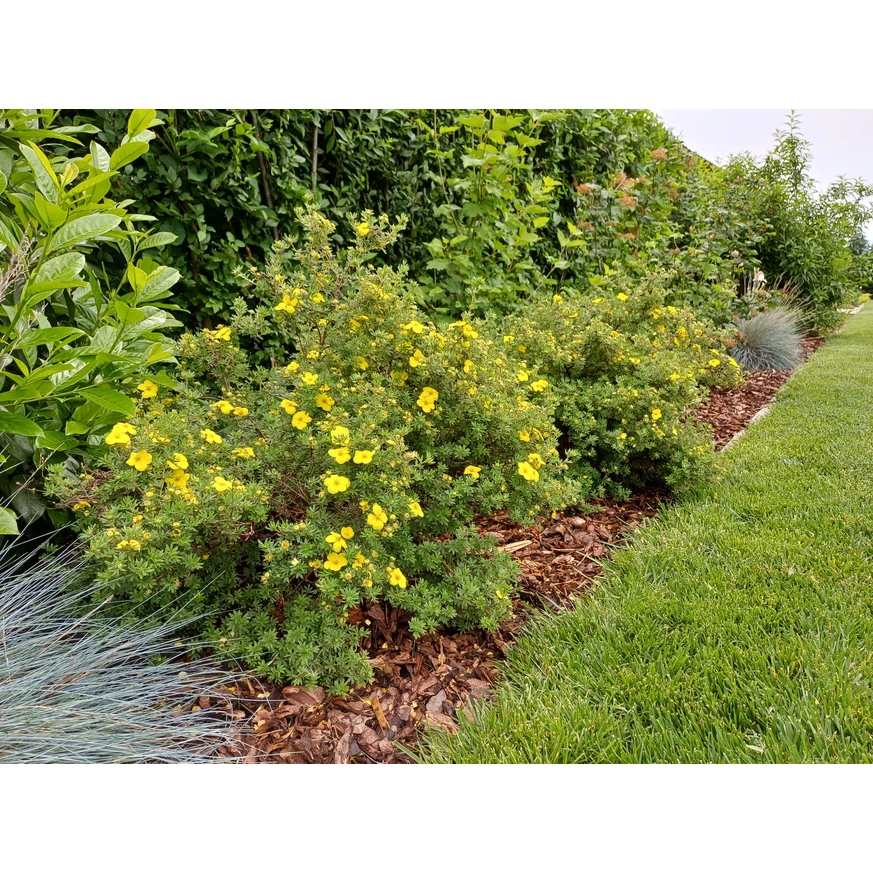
top-left (494, 269), bottom-right (742, 496)
top-left (48, 207), bottom-right (581, 692)
top-left (62, 109), bottom-right (452, 326)
top-left (417, 110), bottom-right (567, 318)
top-left (731, 307), bottom-right (803, 371)
top-left (62, 109), bottom-right (778, 328)
top-left (0, 109), bottom-right (182, 534)
top-left (734, 114), bottom-right (873, 323)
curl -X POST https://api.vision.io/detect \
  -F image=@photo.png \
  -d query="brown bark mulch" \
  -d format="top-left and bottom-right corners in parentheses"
top-left (212, 337), bottom-right (826, 764)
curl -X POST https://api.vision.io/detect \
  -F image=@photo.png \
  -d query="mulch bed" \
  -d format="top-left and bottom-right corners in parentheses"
top-left (212, 337), bottom-right (826, 764)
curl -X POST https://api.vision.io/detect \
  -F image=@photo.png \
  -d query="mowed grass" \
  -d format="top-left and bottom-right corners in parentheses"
top-left (421, 305), bottom-right (873, 763)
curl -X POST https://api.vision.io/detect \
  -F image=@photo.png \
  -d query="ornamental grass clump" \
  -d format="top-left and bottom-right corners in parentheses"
top-left (730, 307), bottom-right (803, 371)
top-left (0, 537), bottom-right (246, 764)
top-left (48, 207), bottom-right (581, 692)
top-left (496, 270), bottom-right (743, 496)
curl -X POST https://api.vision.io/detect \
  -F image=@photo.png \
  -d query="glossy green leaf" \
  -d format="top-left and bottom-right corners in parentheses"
top-left (0, 508), bottom-right (19, 536)
top-left (47, 214), bottom-right (121, 252)
top-left (20, 142), bottom-right (59, 203)
top-left (77, 384), bottom-right (136, 417)
top-left (109, 141), bottom-right (149, 171)
top-left (0, 411), bottom-right (45, 437)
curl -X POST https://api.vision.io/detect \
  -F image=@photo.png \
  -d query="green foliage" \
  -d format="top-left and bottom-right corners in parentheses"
top-left (731, 307), bottom-right (803, 371)
top-left (733, 113), bottom-right (873, 322)
top-left (48, 208), bottom-right (581, 692)
top-left (495, 269), bottom-right (742, 497)
top-left (63, 109), bottom-right (451, 326)
top-left (417, 110), bottom-right (566, 317)
top-left (0, 109), bottom-right (182, 532)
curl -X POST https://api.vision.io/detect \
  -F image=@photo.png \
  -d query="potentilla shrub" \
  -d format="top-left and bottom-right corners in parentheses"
top-left (495, 270), bottom-right (742, 496)
top-left (47, 208), bottom-right (580, 693)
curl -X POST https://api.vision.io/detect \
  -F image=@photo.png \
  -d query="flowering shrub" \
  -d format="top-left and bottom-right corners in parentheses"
top-left (48, 208), bottom-right (580, 692)
top-left (495, 269), bottom-right (742, 497)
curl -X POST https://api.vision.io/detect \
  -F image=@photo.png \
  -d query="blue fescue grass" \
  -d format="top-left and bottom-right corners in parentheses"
top-left (420, 305), bottom-right (873, 763)
top-left (731, 307), bottom-right (803, 371)
top-left (0, 536), bottom-right (253, 764)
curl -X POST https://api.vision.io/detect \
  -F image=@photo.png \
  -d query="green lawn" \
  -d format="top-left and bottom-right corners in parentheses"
top-left (421, 305), bottom-right (873, 763)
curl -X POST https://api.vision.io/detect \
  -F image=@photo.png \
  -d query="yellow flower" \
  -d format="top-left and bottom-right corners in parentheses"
top-left (325, 531), bottom-right (349, 552)
top-left (651, 408), bottom-right (662, 422)
top-left (279, 399), bottom-right (297, 415)
top-left (137, 379), bottom-right (159, 399)
top-left (331, 425), bottom-right (351, 445)
top-left (341, 526), bottom-right (354, 540)
top-left (232, 406), bottom-right (248, 416)
top-left (356, 221), bottom-right (371, 237)
top-left (356, 356), bottom-right (369, 370)
top-left (324, 552), bottom-right (349, 572)
top-left (165, 468), bottom-right (191, 490)
top-left (274, 293), bottom-right (299, 314)
top-left (367, 504), bottom-right (388, 530)
top-left (518, 430), bottom-right (531, 442)
top-left (329, 447), bottom-right (351, 464)
top-left (616, 293), bottom-right (629, 301)
top-left (453, 322), bottom-right (479, 339)
top-left (324, 474), bottom-right (351, 494)
top-left (530, 379), bottom-right (548, 392)
top-left (167, 453), bottom-right (188, 470)
top-left (416, 387), bottom-right (438, 413)
top-left (315, 394), bottom-right (335, 411)
top-left (105, 422), bottom-right (137, 445)
top-left (213, 400), bottom-right (234, 414)
top-left (708, 358), bottom-right (721, 367)
top-left (669, 373), bottom-right (681, 381)
top-left (292, 411), bottom-right (312, 429)
top-left (200, 429), bottom-right (222, 444)
top-left (72, 500), bottom-right (90, 512)
top-left (409, 501), bottom-right (424, 518)
top-left (310, 293), bottom-right (325, 304)
top-left (284, 362), bottom-right (300, 374)
top-left (353, 552), bottom-right (367, 569)
top-left (133, 514), bottom-right (143, 525)
top-left (388, 568), bottom-right (407, 589)
top-left (518, 461), bottom-right (540, 482)
top-left (204, 326), bottom-right (232, 342)
top-left (212, 476), bottom-right (233, 493)
top-left (362, 577), bottom-right (373, 588)
top-left (729, 357), bottom-right (740, 368)
top-left (409, 349), bottom-right (425, 368)
top-left (618, 432), bottom-right (627, 440)
top-left (232, 446), bottom-right (255, 459)
top-left (126, 450), bottom-right (152, 472)
top-left (495, 588), bottom-right (506, 600)
top-left (464, 465), bottom-right (482, 479)
top-left (516, 370), bottom-right (529, 382)
top-left (401, 320), bottom-right (425, 334)
top-left (353, 450), bottom-right (374, 465)
top-left (592, 297), bottom-right (603, 304)
top-left (527, 453), bottom-right (543, 470)
top-left (302, 371), bottom-right (319, 385)
top-left (463, 360), bottom-right (474, 373)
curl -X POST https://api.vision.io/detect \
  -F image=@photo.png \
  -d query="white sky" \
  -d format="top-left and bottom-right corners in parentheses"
top-left (653, 109), bottom-right (873, 239)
